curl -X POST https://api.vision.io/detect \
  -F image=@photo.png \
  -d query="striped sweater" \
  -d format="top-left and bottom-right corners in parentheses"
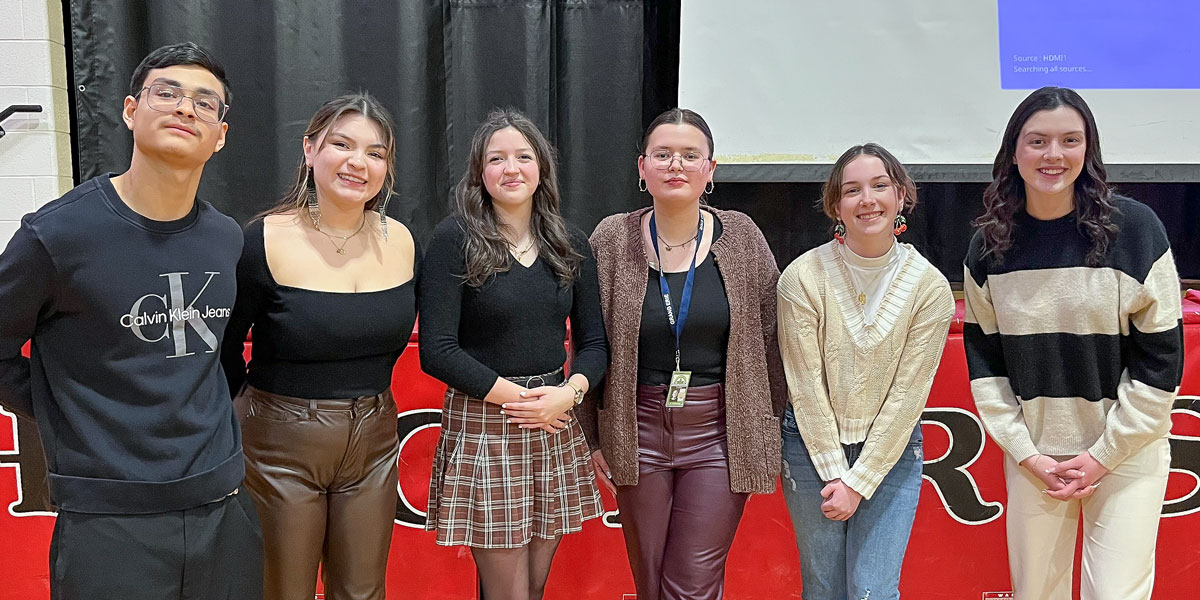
top-left (963, 197), bottom-right (1184, 470)
top-left (778, 240), bottom-right (955, 498)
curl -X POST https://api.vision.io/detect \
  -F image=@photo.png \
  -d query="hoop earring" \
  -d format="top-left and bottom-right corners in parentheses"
top-left (833, 220), bottom-right (846, 244)
top-left (638, 178), bottom-right (647, 192)
top-left (302, 168), bottom-right (321, 231)
top-left (705, 180), bottom-right (714, 195)
top-left (893, 214), bottom-right (908, 236)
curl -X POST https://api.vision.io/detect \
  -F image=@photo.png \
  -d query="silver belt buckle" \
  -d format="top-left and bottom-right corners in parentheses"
top-left (526, 375), bottom-right (545, 388)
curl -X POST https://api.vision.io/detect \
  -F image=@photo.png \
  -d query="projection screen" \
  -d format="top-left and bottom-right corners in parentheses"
top-left (678, 0), bottom-right (1200, 181)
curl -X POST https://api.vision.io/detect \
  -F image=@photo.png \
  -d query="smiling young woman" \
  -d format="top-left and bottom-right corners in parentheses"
top-left (418, 108), bottom-right (608, 600)
top-left (776, 143), bottom-right (954, 600)
top-left (221, 93), bottom-right (419, 600)
top-left (964, 86), bottom-right (1184, 600)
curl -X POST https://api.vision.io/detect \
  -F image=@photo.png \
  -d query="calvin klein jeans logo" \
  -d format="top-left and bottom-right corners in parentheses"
top-left (118, 271), bottom-right (232, 358)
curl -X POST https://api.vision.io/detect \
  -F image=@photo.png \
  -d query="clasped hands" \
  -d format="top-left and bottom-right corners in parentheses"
top-left (819, 479), bottom-right (862, 521)
top-left (486, 377), bottom-right (576, 434)
top-left (1022, 451), bottom-right (1108, 501)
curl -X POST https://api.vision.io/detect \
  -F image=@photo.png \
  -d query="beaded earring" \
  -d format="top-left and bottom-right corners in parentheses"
top-left (376, 189), bottom-right (392, 242)
top-left (302, 167), bottom-right (321, 231)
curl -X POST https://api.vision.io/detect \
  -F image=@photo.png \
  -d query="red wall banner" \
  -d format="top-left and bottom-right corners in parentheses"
top-left (2, 298), bottom-right (1198, 599)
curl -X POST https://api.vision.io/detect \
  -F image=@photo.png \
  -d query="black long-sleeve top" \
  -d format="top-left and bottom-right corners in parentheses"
top-left (417, 217), bottom-right (608, 398)
top-left (638, 218), bottom-right (730, 386)
top-left (220, 219), bottom-right (419, 399)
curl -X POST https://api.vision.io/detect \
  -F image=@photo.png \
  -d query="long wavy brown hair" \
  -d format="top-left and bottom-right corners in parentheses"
top-left (260, 93), bottom-right (397, 228)
top-left (975, 86), bottom-right (1118, 266)
top-left (454, 108), bottom-right (580, 287)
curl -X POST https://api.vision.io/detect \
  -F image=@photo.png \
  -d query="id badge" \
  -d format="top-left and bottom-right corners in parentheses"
top-left (665, 370), bottom-right (692, 408)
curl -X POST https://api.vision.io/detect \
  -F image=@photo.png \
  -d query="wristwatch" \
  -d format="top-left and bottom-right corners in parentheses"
top-left (563, 380), bottom-right (585, 405)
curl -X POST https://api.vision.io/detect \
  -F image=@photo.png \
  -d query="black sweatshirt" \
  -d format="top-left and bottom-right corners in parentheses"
top-left (221, 219), bottom-right (419, 399)
top-left (418, 217), bottom-right (608, 397)
top-left (0, 175), bottom-right (245, 514)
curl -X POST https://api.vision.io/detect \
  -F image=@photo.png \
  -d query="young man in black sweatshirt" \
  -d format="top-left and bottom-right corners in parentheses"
top-left (0, 43), bottom-right (262, 599)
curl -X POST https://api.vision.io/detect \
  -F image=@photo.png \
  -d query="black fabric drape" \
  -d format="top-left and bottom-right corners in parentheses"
top-left (69, 0), bottom-right (649, 241)
top-left (65, 0), bottom-right (1200, 280)
top-left (707, 182), bottom-right (990, 278)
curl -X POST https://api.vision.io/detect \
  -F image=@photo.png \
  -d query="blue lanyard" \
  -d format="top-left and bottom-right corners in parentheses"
top-left (649, 210), bottom-right (704, 371)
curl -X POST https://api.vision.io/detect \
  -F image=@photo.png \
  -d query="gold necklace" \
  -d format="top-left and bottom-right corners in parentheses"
top-left (315, 216), bottom-right (367, 255)
top-left (511, 239), bottom-right (535, 261)
top-left (852, 272), bottom-right (884, 306)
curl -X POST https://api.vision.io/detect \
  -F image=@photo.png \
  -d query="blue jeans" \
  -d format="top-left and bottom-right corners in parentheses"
top-left (780, 405), bottom-right (923, 600)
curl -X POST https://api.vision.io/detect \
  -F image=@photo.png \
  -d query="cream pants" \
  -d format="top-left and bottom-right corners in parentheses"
top-left (1003, 437), bottom-right (1170, 600)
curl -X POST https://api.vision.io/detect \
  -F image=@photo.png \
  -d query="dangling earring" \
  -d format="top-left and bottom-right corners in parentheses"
top-left (638, 178), bottom-right (647, 192)
top-left (377, 189), bottom-right (392, 242)
top-left (893, 214), bottom-right (907, 236)
top-left (833, 220), bottom-right (846, 244)
top-left (302, 167), bottom-right (321, 231)
top-left (705, 180), bottom-right (714, 194)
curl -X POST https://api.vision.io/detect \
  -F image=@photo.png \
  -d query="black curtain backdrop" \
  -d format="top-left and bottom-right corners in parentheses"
top-left (69, 0), bottom-right (658, 243)
top-left (711, 180), bottom-right (1200, 282)
top-left (67, 0), bottom-right (1198, 281)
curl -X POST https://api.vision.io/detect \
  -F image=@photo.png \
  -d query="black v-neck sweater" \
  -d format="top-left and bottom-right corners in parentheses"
top-left (417, 217), bottom-right (608, 397)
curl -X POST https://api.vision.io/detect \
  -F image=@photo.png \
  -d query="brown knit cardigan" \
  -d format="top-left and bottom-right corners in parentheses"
top-left (577, 206), bottom-right (787, 494)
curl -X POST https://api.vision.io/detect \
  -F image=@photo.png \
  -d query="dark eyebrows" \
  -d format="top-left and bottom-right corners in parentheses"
top-left (1024, 129), bottom-right (1084, 138)
top-left (841, 175), bottom-right (892, 190)
top-left (325, 131), bottom-right (387, 150)
top-left (148, 78), bottom-right (222, 100)
top-left (650, 145), bottom-right (702, 152)
top-left (486, 146), bottom-right (535, 155)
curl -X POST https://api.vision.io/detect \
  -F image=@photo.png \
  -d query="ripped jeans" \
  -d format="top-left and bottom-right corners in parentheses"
top-left (779, 405), bottom-right (922, 600)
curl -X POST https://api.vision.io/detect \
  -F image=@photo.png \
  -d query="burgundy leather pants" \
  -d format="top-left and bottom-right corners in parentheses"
top-left (615, 383), bottom-right (749, 600)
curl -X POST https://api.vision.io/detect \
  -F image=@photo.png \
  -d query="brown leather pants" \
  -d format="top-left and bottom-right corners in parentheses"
top-left (237, 386), bottom-right (400, 600)
top-left (615, 383), bottom-right (749, 600)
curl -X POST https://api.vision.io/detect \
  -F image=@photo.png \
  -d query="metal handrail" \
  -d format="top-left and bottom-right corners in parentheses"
top-left (0, 105), bottom-right (44, 139)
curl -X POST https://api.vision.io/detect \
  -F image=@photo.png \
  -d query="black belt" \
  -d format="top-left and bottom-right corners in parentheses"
top-left (502, 367), bottom-right (565, 387)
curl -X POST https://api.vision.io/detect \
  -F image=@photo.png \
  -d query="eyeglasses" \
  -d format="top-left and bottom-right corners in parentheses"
top-left (643, 150), bottom-right (711, 172)
top-left (138, 83), bottom-right (230, 124)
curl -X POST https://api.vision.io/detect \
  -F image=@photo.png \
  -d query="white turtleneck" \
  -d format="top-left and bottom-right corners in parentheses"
top-left (838, 240), bottom-right (908, 325)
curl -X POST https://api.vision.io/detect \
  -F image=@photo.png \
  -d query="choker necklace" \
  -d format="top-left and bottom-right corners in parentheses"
top-left (657, 232), bottom-right (698, 252)
top-left (315, 217), bottom-right (367, 255)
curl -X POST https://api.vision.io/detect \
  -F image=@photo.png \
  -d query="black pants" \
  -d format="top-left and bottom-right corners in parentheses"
top-left (49, 489), bottom-right (263, 600)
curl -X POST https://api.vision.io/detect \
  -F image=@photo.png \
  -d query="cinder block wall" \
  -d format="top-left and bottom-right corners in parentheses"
top-left (0, 0), bottom-right (73, 245)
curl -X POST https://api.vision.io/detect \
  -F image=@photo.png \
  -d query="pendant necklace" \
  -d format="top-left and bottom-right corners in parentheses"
top-left (511, 239), bottom-right (535, 261)
top-left (657, 232), bottom-right (698, 252)
top-left (316, 216), bottom-right (367, 255)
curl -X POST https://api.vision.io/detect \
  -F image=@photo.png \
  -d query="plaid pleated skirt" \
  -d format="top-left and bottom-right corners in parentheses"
top-left (425, 387), bottom-right (603, 548)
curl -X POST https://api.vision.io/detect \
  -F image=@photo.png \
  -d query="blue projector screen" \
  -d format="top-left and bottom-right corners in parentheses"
top-left (999, 0), bottom-right (1200, 89)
